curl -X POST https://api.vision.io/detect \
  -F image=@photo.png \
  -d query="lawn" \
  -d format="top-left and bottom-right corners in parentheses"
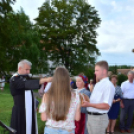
top-left (0, 84), bottom-right (45, 134)
top-left (0, 84), bottom-right (127, 134)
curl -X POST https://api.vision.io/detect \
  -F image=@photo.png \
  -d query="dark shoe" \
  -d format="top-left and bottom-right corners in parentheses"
top-left (125, 129), bottom-right (132, 133)
top-left (120, 130), bottom-right (125, 133)
top-left (106, 132), bottom-right (110, 134)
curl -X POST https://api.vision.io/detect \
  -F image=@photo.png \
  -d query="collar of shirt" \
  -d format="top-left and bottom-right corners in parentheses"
top-left (98, 77), bottom-right (109, 84)
top-left (77, 88), bottom-right (85, 93)
top-left (126, 80), bottom-right (134, 84)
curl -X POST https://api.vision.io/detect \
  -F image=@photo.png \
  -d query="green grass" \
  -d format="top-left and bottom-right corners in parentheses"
top-left (0, 84), bottom-right (45, 134)
top-left (0, 84), bottom-right (127, 133)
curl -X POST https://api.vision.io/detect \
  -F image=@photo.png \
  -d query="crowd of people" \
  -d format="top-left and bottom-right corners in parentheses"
top-left (9, 59), bottom-right (134, 134)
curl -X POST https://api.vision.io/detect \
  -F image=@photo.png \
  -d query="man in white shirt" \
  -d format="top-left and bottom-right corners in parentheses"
top-left (119, 71), bottom-right (134, 133)
top-left (82, 61), bottom-right (115, 134)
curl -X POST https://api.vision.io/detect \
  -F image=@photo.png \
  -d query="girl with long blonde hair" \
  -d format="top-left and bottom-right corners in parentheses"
top-left (39, 67), bottom-right (81, 134)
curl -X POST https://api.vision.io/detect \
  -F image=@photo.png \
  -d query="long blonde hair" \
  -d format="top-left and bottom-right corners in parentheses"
top-left (45, 67), bottom-right (71, 121)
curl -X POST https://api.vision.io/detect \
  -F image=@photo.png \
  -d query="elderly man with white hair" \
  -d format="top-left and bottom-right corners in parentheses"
top-left (9, 59), bottom-right (52, 134)
top-left (119, 70), bottom-right (134, 133)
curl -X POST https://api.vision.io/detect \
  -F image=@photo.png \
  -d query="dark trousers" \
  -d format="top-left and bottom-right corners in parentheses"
top-left (120, 99), bottom-right (134, 130)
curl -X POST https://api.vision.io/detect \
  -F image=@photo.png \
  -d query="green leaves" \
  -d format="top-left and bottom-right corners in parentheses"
top-left (35, 0), bottom-right (101, 75)
top-left (0, 4), bottom-right (48, 75)
top-left (0, 0), bottom-right (101, 76)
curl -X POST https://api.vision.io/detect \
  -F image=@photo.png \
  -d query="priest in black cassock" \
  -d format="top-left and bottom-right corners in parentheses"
top-left (9, 59), bottom-right (52, 134)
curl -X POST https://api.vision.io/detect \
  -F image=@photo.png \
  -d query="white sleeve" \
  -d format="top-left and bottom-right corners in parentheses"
top-left (121, 82), bottom-right (125, 93)
top-left (102, 84), bottom-right (115, 106)
top-left (44, 82), bottom-right (52, 93)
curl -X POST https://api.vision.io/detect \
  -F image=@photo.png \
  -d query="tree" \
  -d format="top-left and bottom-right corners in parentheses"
top-left (117, 74), bottom-right (127, 86)
top-left (0, 0), bottom-right (16, 76)
top-left (35, 0), bottom-right (101, 75)
top-left (0, 5), bottom-right (48, 76)
top-left (8, 8), bottom-right (49, 74)
top-left (109, 65), bottom-right (118, 74)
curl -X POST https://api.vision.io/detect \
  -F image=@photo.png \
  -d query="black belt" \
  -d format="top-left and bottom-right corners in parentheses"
top-left (123, 98), bottom-right (134, 100)
top-left (87, 112), bottom-right (105, 115)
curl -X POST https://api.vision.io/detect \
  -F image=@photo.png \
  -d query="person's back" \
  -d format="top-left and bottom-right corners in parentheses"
top-left (39, 91), bottom-right (80, 129)
top-left (39, 68), bottom-right (81, 134)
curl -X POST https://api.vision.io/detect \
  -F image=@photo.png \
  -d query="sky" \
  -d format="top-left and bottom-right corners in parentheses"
top-left (12, 0), bottom-right (134, 66)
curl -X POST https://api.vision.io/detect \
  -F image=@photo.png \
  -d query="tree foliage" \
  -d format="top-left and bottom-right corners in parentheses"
top-left (0, 0), bottom-right (15, 76)
top-left (0, 1), bottom-right (48, 76)
top-left (35, 0), bottom-right (101, 75)
top-left (117, 74), bottom-right (127, 86)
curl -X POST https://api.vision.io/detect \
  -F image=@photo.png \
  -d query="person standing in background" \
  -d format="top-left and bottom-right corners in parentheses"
top-left (88, 79), bottom-right (94, 93)
top-left (119, 71), bottom-right (134, 133)
top-left (75, 75), bottom-right (91, 134)
top-left (106, 75), bottom-right (122, 134)
top-left (0, 76), bottom-right (5, 91)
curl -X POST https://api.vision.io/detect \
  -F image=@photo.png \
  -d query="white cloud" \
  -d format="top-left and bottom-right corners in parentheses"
top-left (12, 0), bottom-right (45, 22)
top-left (12, 0), bottom-right (134, 65)
top-left (88, 0), bottom-right (134, 65)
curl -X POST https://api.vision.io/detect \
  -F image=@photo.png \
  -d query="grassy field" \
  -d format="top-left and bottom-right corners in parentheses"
top-left (1, 84), bottom-right (132, 134)
top-left (0, 84), bottom-right (45, 134)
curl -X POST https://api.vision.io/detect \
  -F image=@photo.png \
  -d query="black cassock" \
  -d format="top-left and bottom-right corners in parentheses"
top-left (9, 75), bottom-right (40, 134)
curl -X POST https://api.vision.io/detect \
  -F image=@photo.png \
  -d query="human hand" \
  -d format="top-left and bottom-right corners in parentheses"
top-left (46, 77), bottom-right (53, 82)
top-left (39, 77), bottom-right (53, 84)
top-left (81, 101), bottom-right (90, 107)
top-left (120, 102), bottom-right (124, 108)
top-left (113, 100), bottom-right (116, 103)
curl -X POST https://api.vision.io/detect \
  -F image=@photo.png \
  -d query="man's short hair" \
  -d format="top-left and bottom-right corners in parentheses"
top-left (127, 70), bottom-right (134, 76)
top-left (95, 60), bottom-right (109, 71)
top-left (18, 59), bottom-right (32, 69)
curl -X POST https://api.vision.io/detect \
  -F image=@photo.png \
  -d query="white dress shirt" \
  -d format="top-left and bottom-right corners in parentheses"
top-left (121, 80), bottom-right (134, 99)
top-left (87, 77), bottom-right (115, 113)
top-left (44, 82), bottom-right (52, 93)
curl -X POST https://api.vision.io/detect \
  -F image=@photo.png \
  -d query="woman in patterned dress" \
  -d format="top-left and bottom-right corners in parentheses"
top-left (39, 67), bottom-right (81, 134)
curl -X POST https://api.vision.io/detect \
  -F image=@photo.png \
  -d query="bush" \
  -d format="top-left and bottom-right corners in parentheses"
top-left (117, 74), bottom-right (127, 86)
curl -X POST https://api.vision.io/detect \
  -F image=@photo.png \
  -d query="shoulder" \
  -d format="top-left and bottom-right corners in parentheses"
top-left (121, 80), bottom-right (128, 86)
top-left (83, 88), bottom-right (90, 93)
top-left (122, 80), bottom-right (128, 84)
top-left (10, 76), bottom-right (20, 83)
top-left (116, 86), bottom-right (121, 89)
top-left (9, 76), bottom-right (25, 89)
top-left (83, 89), bottom-right (91, 96)
top-left (105, 80), bottom-right (115, 89)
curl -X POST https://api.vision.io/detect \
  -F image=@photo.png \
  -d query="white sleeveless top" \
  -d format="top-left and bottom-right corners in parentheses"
top-left (39, 91), bottom-right (80, 129)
